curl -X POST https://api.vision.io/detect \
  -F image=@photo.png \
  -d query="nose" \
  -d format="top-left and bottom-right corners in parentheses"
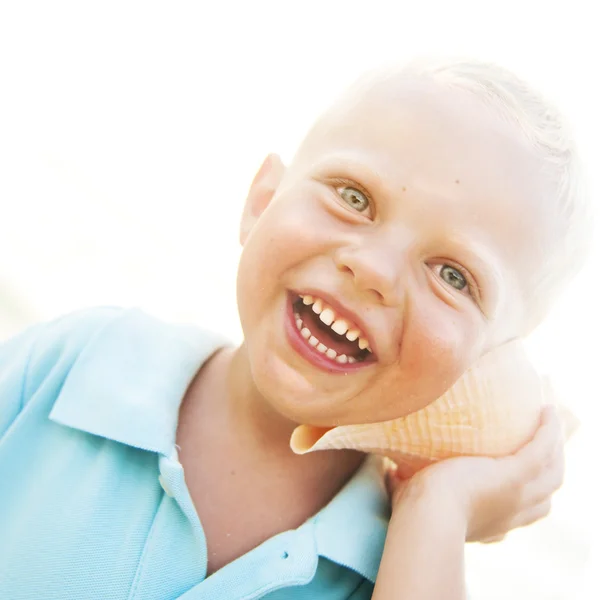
top-left (334, 236), bottom-right (408, 306)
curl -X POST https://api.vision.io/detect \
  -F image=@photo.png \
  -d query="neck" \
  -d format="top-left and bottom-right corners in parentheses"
top-left (183, 340), bottom-right (366, 510)
top-left (227, 343), bottom-right (302, 452)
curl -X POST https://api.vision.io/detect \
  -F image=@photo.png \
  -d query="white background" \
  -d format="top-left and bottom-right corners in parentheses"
top-left (0, 2), bottom-right (598, 598)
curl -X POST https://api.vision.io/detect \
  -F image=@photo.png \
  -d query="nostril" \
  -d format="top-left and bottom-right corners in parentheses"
top-left (335, 248), bottom-right (401, 306)
top-left (372, 289), bottom-right (385, 303)
top-left (337, 262), bottom-right (386, 303)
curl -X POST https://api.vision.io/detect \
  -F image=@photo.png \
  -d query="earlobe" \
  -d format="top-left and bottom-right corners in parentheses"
top-left (239, 153), bottom-right (286, 245)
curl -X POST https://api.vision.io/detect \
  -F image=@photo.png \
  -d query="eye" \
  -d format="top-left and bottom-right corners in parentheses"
top-left (430, 262), bottom-right (485, 310)
top-left (338, 186), bottom-right (371, 213)
top-left (439, 265), bottom-right (468, 291)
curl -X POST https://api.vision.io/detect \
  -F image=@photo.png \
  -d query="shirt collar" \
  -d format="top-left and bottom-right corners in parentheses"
top-left (48, 307), bottom-right (390, 584)
top-left (312, 454), bottom-right (390, 584)
top-left (49, 308), bottom-right (229, 455)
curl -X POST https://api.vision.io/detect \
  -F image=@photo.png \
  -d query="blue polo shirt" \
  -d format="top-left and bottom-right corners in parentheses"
top-left (0, 307), bottom-right (390, 599)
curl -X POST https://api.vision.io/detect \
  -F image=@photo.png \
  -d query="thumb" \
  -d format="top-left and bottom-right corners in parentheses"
top-left (384, 465), bottom-right (411, 505)
top-left (542, 376), bottom-right (579, 441)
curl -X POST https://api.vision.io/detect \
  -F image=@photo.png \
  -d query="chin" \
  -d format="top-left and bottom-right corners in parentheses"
top-left (248, 350), bottom-right (349, 426)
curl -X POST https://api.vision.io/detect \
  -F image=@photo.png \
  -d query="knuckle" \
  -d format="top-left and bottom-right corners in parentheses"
top-left (553, 469), bottom-right (565, 492)
top-left (547, 459), bottom-right (566, 492)
top-left (540, 499), bottom-right (552, 517)
top-left (527, 442), bottom-right (551, 474)
top-left (548, 437), bottom-right (565, 464)
top-left (481, 534), bottom-right (505, 544)
top-left (557, 450), bottom-right (566, 476)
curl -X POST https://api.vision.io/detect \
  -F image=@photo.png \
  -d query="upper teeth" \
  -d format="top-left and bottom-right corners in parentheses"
top-left (301, 294), bottom-right (371, 352)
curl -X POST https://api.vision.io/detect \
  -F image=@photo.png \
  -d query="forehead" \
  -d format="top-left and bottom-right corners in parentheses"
top-left (303, 79), bottom-right (544, 203)
top-left (295, 79), bottom-right (557, 303)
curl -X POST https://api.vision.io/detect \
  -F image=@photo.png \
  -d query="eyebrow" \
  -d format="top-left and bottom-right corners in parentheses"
top-left (314, 151), bottom-right (505, 315)
top-left (314, 151), bottom-right (389, 191)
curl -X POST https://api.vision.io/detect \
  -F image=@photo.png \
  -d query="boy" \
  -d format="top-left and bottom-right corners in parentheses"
top-left (0, 58), bottom-right (592, 599)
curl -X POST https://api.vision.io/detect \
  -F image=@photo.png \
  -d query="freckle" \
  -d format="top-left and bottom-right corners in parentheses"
top-left (402, 186), bottom-right (407, 192)
top-left (230, 470), bottom-right (236, 476)
top-left (455, 179), bottom-right (460, 184)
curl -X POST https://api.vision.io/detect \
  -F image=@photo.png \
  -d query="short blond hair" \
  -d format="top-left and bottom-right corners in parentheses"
top-left (347, 58), bottom-right (594, 333)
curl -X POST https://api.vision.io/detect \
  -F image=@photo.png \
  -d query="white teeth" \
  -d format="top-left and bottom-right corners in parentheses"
top-left (298, 323), bottom-right (362, 365)
top-left (358, 337), bottom-right (370, 351)
top-left (331, 319), bottom-right (349, 335)
top-left (346, 328), bottom-right (360, 342)
top-left (296, 293), bottom-right (373, 359)
top-left (319, 308), bottom-right (335, 326)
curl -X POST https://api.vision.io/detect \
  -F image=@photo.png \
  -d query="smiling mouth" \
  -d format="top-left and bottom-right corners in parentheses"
top-left (286, 292), bottom-right (376, 371)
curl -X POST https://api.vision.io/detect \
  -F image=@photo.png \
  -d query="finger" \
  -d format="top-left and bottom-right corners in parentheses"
top-left (384, 467), bottom-right (395, 497)
top-left (516, 499), bottom-right (553, 528)
top-left (479, 534), bottom-right (506, 544)
top-left (510, 405), bottom-right (563, 478)
top-left (385, 467), bottom-right (412, 507)
top-left (384, 466), bottom-right (403, 497)
top-left (541, 376), bottom-right (557, 406)
top-left (522, 444), bottom-right (566, 506)
top-left (542, 377), bottom-right (579, 441)
top-left (557, 404), bottom-right (580, 441)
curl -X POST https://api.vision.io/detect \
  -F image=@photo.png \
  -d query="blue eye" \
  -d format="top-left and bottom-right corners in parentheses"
top-left (339, 186), bottom-right (370, 212)
top-left (440, 265), bottom-right (467, 290)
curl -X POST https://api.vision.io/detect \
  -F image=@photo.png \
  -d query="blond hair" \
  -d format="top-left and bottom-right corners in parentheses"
top-left (349, 58), bottom-right (594, 333)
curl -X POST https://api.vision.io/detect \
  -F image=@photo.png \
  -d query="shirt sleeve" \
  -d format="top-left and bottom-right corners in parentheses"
top-left (0, 322), bottom-right (46, 437)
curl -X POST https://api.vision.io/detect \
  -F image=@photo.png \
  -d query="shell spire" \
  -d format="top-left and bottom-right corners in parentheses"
top-left (290, 339), bottom-right (559, 476)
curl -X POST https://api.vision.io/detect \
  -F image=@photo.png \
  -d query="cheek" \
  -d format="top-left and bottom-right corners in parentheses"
top-left (242, 193), bottom-right (336, 278)
top-left (236, 194), bottom-right (331, 322)
top-left (397, 299), bottom-right (484, 406)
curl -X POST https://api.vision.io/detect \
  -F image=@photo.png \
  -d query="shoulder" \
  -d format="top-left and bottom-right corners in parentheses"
top-left (1, 305), bottom-right (126, 378)
top-left (19, 305), bottom-right (227, 401)
top-left (17, 307), bottom-right (129, 398)
top-left (0, 307), bottom-right (128, 435)
top-left (2, 305), bottom-right (228, 447)
top-left (1, 305), bottom-right (122, 357)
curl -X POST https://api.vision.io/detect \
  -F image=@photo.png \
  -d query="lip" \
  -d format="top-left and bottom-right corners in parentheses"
top-left (284, 290), bottom-right (378, 374)
top-left (291, 288), bottom-right (379, 358)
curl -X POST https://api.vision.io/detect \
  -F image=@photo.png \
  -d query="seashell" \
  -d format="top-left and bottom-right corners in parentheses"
top-left (290, 339), bottom-right (559, 477)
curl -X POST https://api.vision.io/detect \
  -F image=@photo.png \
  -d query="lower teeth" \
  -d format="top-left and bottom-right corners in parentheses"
top-left (294, 313), bottom-right (358, 364)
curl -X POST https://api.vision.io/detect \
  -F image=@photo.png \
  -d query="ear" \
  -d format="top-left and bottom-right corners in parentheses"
top-left (239, 153), bottom-right (286, 245)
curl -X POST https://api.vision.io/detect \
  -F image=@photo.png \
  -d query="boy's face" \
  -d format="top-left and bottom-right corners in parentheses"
top-left (236, 78), bottom-right (555, 427)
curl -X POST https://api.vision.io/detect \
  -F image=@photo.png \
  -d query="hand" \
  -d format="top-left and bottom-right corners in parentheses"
top-left (385, 403), bottom-right (567, 543)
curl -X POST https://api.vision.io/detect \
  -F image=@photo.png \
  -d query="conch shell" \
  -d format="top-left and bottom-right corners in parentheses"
top-left (291, 339), bottom-right (559, 477)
